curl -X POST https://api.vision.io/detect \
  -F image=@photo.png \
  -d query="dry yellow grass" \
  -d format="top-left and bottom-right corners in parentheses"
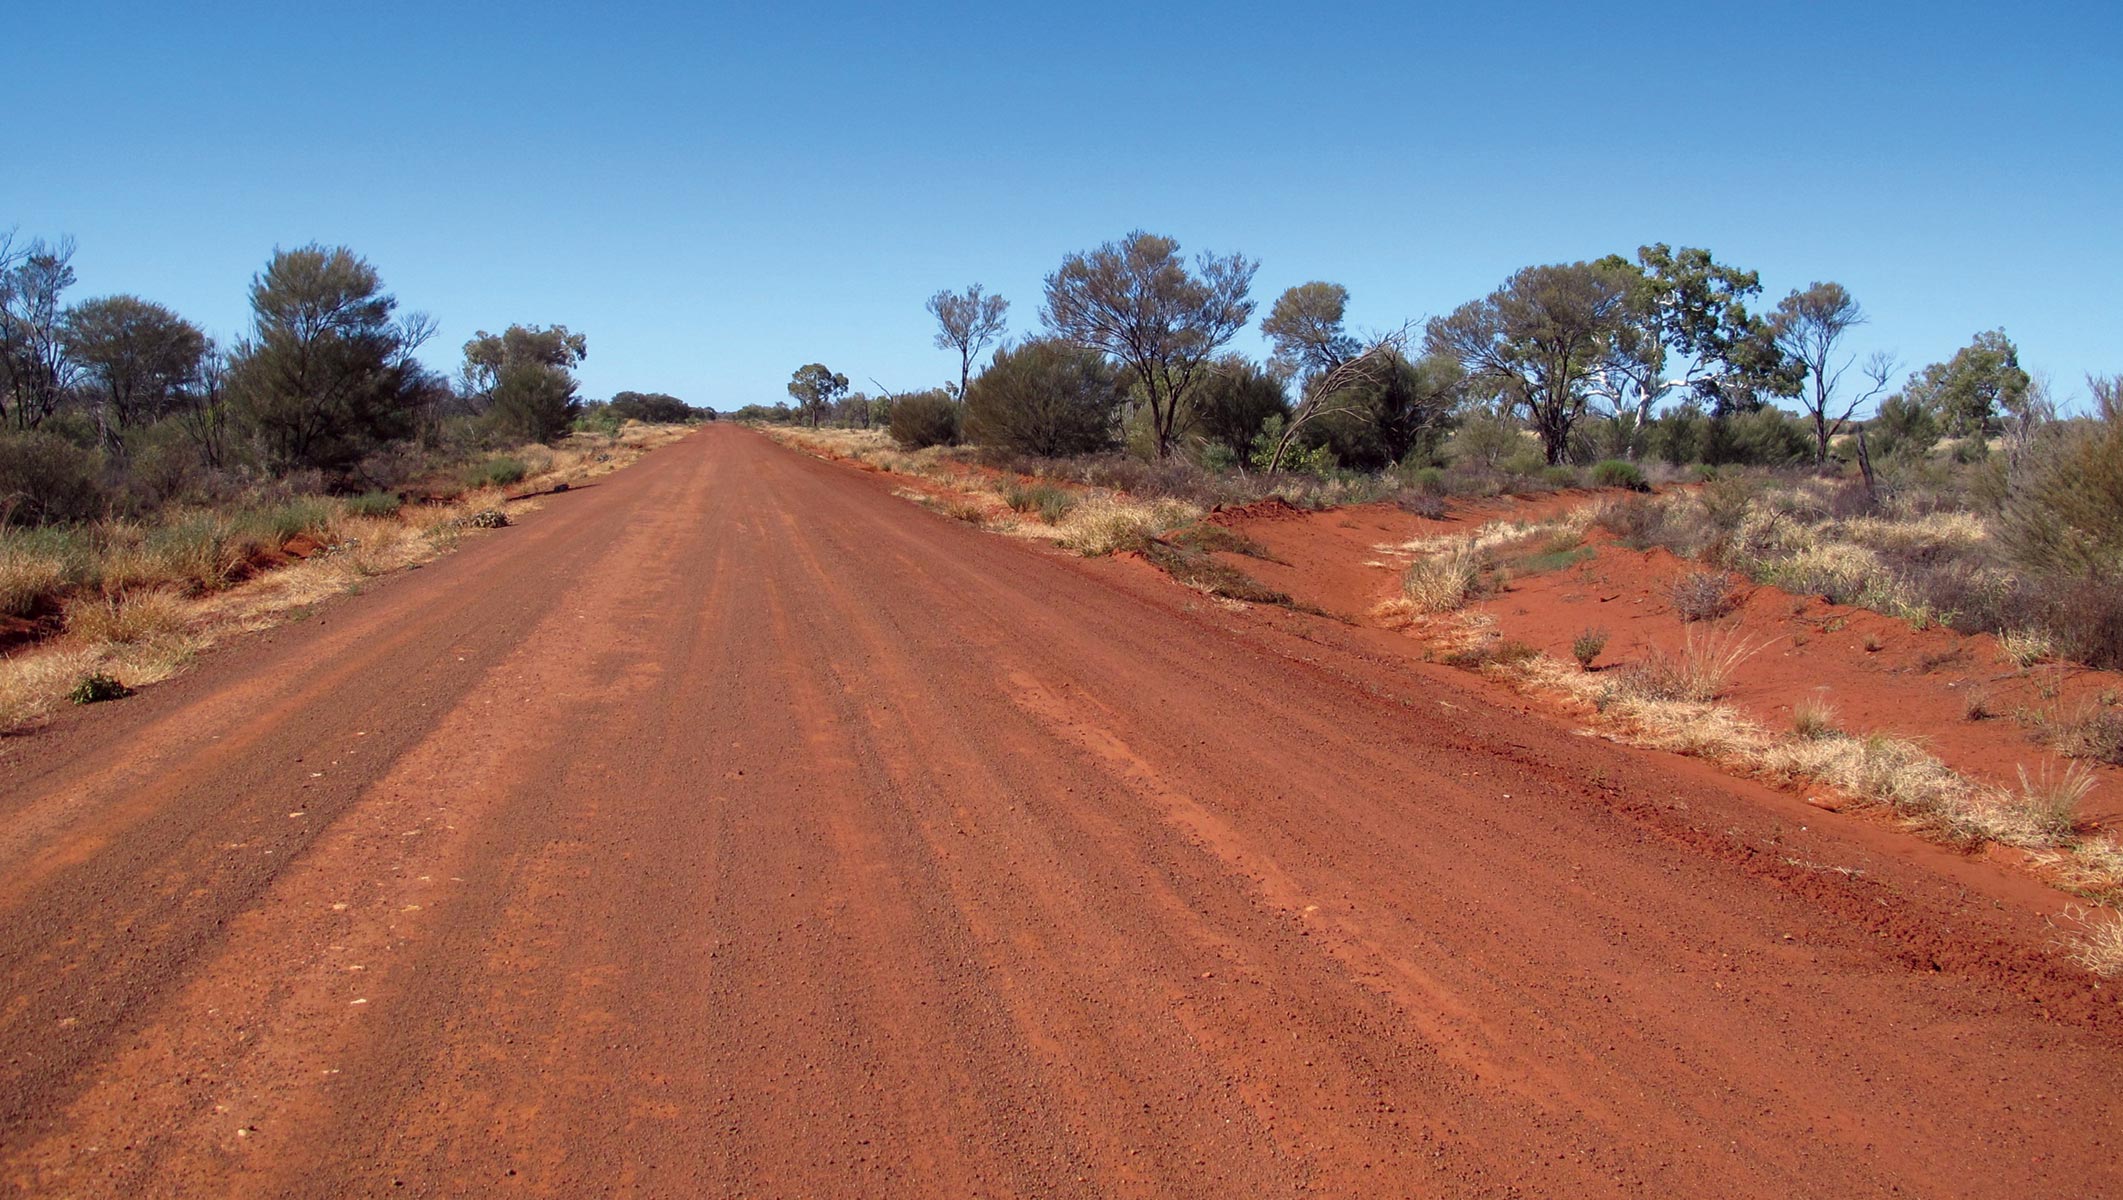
top-left (1054, 496), bottom-right (1200, 556)
top-left (1428, 622), bottom-right (2114, 872)
top-left (1400, 543), bottom-right (1480, 613)
top-left (0, 423), bottom-right (691, 733)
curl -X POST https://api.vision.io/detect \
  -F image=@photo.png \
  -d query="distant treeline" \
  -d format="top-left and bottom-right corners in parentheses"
top-left (772, 231), bottom-right (2092, 484)
top-left (0, 231), bottom-right (706, 526)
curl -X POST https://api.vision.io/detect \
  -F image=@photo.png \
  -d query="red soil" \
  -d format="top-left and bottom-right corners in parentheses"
top-left (1216, 492), bottom-right (2123, 828)
top-left (2, 436), bottom-right (2119, 1197)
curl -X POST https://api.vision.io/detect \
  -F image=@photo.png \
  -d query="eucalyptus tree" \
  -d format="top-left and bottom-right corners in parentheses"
top-left (1771, 282), bottom-right (1895, 465)
top-left (462, 324), bottom-right (589, 443)
top-left (927, 284), bottom-right (1008, 404)
top-left (1040, 231), bottom-right (1256, 459)
top-left (1589, 245), bottom-right (1800, 443)
top-left (1425, 261), bottom-right (1635, 465)
top-left (1897, 329), bottom-right (2030, 440)
top-left (786, 363), bottom-right (849, 428)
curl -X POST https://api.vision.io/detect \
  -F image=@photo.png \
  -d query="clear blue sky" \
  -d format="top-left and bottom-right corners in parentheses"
top-left (7, 1), bottom-right (2118, 412)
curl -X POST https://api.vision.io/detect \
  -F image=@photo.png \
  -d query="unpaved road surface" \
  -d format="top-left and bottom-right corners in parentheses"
top-left (2, 426), bottom-right (2118, 1198)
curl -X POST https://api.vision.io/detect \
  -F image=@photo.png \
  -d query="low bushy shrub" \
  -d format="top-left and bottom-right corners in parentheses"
top-left (1590, 459), bottom-right (1648, 491)
top-left (463, 456), bottom-right (529, 490)
top-left (887, 389), bottom-right (960, 449)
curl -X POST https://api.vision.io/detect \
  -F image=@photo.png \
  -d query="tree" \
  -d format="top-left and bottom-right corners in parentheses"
top-left (226, 244), bottom-right (441, 475)
top-left (963, 337), bottom-right (1127, 456)
top-left (60, 295), bottom-right (209, 449)
top-left (1897, 329), bottom-right (2031, 440)
top-left (463, 324), bottom-right (588, 443)
top-left (1041, 231), bottom-right (1256, 459)
top-left (1351, 351), bottom-right (1464, 468)
top-left (1192, 356), bottom-right (1289, 466)
top-left (1770, 282), bottom-right (1895, 465)
top-left (607, 391), bottom-right (692, 423)
top-left (1261, 282), bottom-right (1359, 379)
top-left (786, 363), bottom-right (849, 428)
top-left (928, 284), bottom-right (1009, 404)
top-left (1588, 245), bottom-right (1799, 440)
top-left (1425, 261), bottom-right (1634, 465)
top-left (1255, 281), bottom-right (1412, 472)
top-left (0, 233), bottom-right (80, 431)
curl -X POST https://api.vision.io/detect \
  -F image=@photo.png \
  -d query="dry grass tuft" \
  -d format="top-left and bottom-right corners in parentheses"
top-left (1669, 569), bottom-right (1739, 622)
top-left (2061, 906), bottom-right (2123, 976)
top-left (62, 590), bottom-right (189, 644)
top-left (1626, 628), bottom-right (1761, 702)
top-left (2016, 761), bottom-right (2096, 841)
top-left (1792, 694), bottom-right (1840, 740)
top-left (1055, 497), bottom-right (1200, 556)
top-left (1401, 544), bottom-right (1481, 613)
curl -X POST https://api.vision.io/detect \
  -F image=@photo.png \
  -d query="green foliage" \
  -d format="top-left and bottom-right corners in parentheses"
top-left (1425, 261), bottom-right (1636, 464)
top-left (963, 338), bottom-right (1125, 456)
top-left (1308, 351), bottom-right (1461, 471)
top-left (1248, 415), bottom-right (1329, 473)
top-left (345, 490), bottom-right (402, 518)
top-left (463, 455), bottom-right (529, 490)
top-left (226, 245), bottom-right (440, 476)
top-left (0, 430), bottom-right (105, 525)
top-left (1191, 356), bottom-right (1289, 464)
top-left (60, 295), bottom-right (209, 434)
top-left (1899, 330), bottom-right (2030, 439)
top-left (1999, 377), bottom-right (2123, 586)
top-left (605, 391), bottom-right (693, 423)
top-left (999, 480), bottom-right (1077, 523)
top-left (463, 325), bottom-right (587, 444)
top-left (1590, 459), bottom-right (1648, 490)
top-left (68, 671), bottom-right (133, 705)
top-left (1572, 627), bottom-right (1609, 669)
top-left (1870, 392), bottom-right (1940, 460)
top-left (886, 389), bottom-right (959, 449)
top-left (1703, 407), bottom-right (1810, 466)
top-left (786, 363), bottom-right (850, 428)
top-left (1041, 231), bottom-right (1257, 459)
top-left (1444, 411), bottom-right (1543, 474)
top-left (928, 284), bottom-right (1010, 402)
top-left (1646, 402), bottom-right (1707, 466)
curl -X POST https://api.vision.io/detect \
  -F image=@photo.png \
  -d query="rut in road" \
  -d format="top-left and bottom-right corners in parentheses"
top-left (0, 424), bottom-right (2117, 1198)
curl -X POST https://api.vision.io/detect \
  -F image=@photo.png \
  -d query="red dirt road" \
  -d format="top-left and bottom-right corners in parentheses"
top-left (2, 426), bottom-right (2119, 1198)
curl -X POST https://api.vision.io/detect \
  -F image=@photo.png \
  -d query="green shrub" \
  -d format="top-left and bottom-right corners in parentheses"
top-left (1540, 465), bottom-right (1580, 488)
top-left (464, 456), bottom-right (529, 490)
top-left (344, 490), bottom-right (402, 518)
top-left (0, 431), bottom-right (106, 526)
top-left (1190, 356), bottom-right (1289, 465)
top-left (1591, 459), bottom-right (1648, 491)
top-left (69, 672), bottom-right (133, 705)
top-left (963, 339), bottom-right (1125, 456)
top-left (1000, 480), bottom-right (1077, 523)
top-left (887, 389), bottom-right (960, 449)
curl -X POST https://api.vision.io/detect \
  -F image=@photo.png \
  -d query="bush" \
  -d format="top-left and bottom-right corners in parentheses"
top-left (887, 389), bottom-right (960, 449)
top-left (0, 431), bottom-right (106, 526)
top-left (68, 671), bottom-right (133, 704)
top-left (345, 490), bottom-right (402, 518)
top-left (1670, 568), bottom-right (1739, 622)
top-left (606, 391), bottom-right (693, 424)
top-left (1192, 357), bottom-right (1290, 465)
top-left (1590, 459), bottom-right (1648, 491)
top-left (999, 480), bottom-right (1076, 524)
top-left (963, 339), bottom-right (1125, 456)
top-left (1572, 626), bottom-right (1609, 669)
top-left (463, 456), bottom-right (529, 490)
